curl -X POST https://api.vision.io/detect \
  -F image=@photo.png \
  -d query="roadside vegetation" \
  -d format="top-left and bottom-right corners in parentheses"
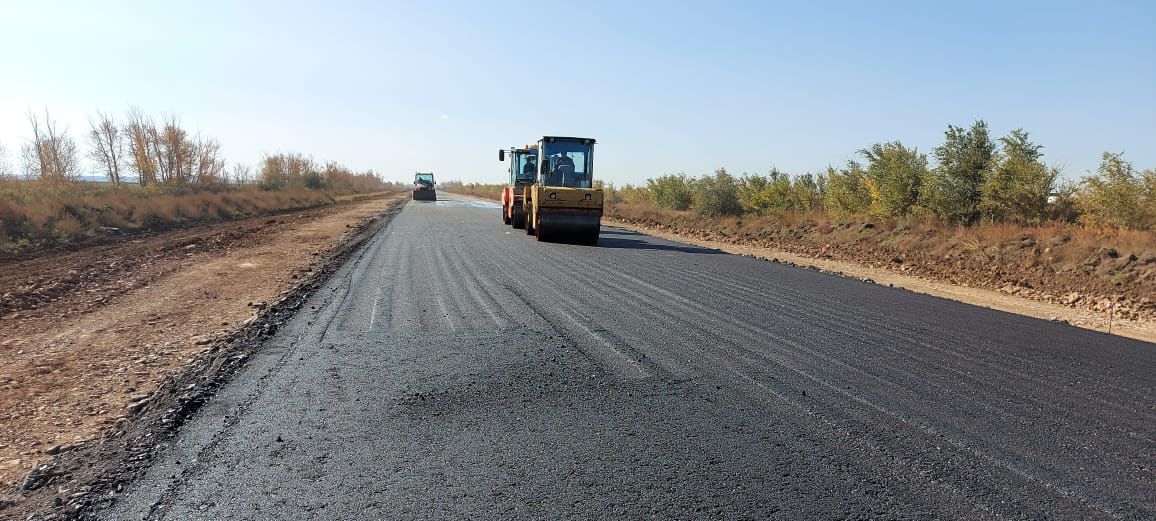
top-left (446, 120), bottom-right (1154, 318)
top-left (642, 123), bottom-right (1154, 230)
top-left (448, 121), bottom-right (1156, 230)
top-left (627, 123), bottom-right (1153, 318)
top-left (0, 108), bottom-right (392, 256)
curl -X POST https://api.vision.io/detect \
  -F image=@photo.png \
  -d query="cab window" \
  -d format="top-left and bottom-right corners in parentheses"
top-left (515, 151), bottom-right (537, 181)
top-left (541, 141), bottom-right (592, 188)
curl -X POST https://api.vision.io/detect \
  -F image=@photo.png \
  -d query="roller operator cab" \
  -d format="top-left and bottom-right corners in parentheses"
top-left (522, 136), bottom-right (601, 245)
top-left (413, 172), bottom-right (436, 201)
top-left (497, 145), bottom-right (537, 228)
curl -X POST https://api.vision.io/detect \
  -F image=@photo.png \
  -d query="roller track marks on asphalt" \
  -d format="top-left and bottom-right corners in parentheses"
top-left (99, 193), bottom-right (1156, 520)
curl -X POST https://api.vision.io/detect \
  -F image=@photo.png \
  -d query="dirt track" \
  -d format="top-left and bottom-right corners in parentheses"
top-left (0, 194), bottom-right (406, 499)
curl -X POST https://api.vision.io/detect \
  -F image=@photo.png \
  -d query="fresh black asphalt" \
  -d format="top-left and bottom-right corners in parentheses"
top-left (100, 193), bottom-right (1156, 520)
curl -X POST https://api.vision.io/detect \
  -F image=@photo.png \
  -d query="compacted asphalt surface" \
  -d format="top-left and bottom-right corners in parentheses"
top-left (102, 193), bottom-right (1155, 520)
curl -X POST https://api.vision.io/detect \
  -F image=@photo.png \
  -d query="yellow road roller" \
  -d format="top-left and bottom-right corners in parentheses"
top-left (522, 136), bottom-right (601, 245)
top-left (497, 145), bottom-right (537, 228)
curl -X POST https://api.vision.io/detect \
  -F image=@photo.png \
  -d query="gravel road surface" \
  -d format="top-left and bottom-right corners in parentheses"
top-left (100, 193), bottom-right (1155, 520)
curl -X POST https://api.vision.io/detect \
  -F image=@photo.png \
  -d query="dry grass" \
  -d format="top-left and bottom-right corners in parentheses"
top-left (0, 180), bottom-right (339, 256)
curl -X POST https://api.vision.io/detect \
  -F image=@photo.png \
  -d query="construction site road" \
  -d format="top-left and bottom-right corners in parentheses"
top-left (100, 193), bottom-right (1155, 520)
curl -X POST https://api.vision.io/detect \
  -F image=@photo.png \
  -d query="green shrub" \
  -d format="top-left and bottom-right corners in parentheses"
top-left (924, 120), bottom-right (995, 224)
top-left (1079, 152), bottom-right (1146, 228)
top-left (602, 182), bottom-right (650, 206)
top-left (646, 174), bottom-right (694, 211)
top-left (738, 169), bottom-right (792, 214)
top-left (694, 168), bottom-right (742, 217)
top-left (791, 173), bottom-right (823, 212)
top-left (1048, 179), bottom-right (1081, 223)
top-left (859, 141), bottom-right (928, 218)
top-left (980, 129), bottom-right (1057, 224)
top-left (1142, 168), bottom-right (1156, 226)
top-left (822, 163), bottom-right (871, 217)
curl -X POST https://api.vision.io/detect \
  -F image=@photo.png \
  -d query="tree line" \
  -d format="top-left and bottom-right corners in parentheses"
top-left (646, 121), bottom-right (1156, 230)
top-left (256, 153), bottom-right (387, 193)
top-left (0, 108), bottom-right (386, 193)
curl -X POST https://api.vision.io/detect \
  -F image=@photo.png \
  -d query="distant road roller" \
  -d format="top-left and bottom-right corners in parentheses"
top-left (497, 145), bottom-right (537, 228)
top-left (522, 136), bottom-right (601, 245)
top-left (412, 172), bottom-right (436, 201)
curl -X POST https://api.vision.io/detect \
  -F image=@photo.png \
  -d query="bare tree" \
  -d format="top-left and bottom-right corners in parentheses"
top-left (144, 114), bottom-right (197, 185)
top-left (88, 111), bottom-right (124, 186)
top-left (164, 118), bottom-right (189, 184)
top-left (22, 108), bottom-right (81, 182)
top-left (146, 119), bottom-right (170, 184)
top-left (131, 111), bottom-right (179, 185)
top-left (123, 110), bottom-right (227, 188)
top-left (0, 141), bottom-right (12, 179)
top-left (124, 107), bottom-right (158, 186)
top-left (258, 152), bottom-right (316, 189)
top-left (230, 163), bottom-right (251, 185)
top-left (192, 137), bottom-right (226, 186)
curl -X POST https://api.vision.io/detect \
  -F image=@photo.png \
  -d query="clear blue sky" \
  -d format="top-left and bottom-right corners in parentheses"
top-left (1, 0), bottom-right (1153, 185)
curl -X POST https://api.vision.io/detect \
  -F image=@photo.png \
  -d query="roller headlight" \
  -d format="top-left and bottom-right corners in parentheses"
top-left (584, 194), bottom-right (592, 201)
top-left (549, 192), bottom-right (557, 200)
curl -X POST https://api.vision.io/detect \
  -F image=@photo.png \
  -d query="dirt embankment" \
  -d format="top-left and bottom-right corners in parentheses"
top-left (605, 204), bottom-right (1155, 335)
top-left (0, 193), bottom-right (407, 518)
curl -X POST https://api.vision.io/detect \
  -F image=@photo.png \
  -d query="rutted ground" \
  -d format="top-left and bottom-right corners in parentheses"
top-left (0, 194), bottom-right (405, 503)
